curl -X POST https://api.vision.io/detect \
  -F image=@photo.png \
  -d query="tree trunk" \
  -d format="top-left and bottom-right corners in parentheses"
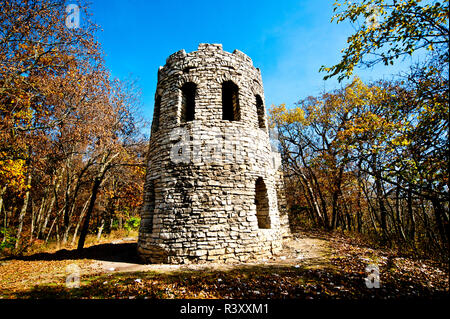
top-left (77, 176), bottom-right (102, 250)
top-left (62, 206), bottom-right (74, 245)
top-left (331, 195), bottom-right (339, 229)
top-left (431, 198), bottom-right (449, 248)
top-left (15, 173), bottom-right (32, 249)
top-left (407, 188), bottom-right (415, 244)
top-left (71, 196), bottom-right (90, 246)
top-left (372, 154), bottom-right (388, 242)
top-left (30, 199), bottom-right (35, 241)
top-left (33, 198), bottom-right (45, 240)
top-left (0, 185), bottom-right (7, 243)
top-left (77, 151), bottom-right (118, 250)
top-left (0, 185), bottom-right (6, 217)
top-left (344, 203), bottom-right (352, 231)
top-left (331, 165), bottom-right (344, 230)
top-left (45, 207), bottom-right (64, 243)
top-left (55, 222), bottom-right (60, 247)
top-left (62, 181), bottom-right (71, 244)
top-left (38, 168), bottom-right (64, 239)
top-left (394, 185), bottom-right (407, 243)
top-left (63, 159), bottom-right (93, 244)
top-left (356, 184), bottom-right (362, 233)
top-left (299, 172), bottom-right (326, 228)
top-left (97, 218), bottom-right (105, 240)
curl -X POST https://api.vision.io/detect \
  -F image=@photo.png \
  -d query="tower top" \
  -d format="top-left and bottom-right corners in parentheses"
top-left (152, 43), bottom-right (266, 133)
top-left (158, 43), bottom-right (260, 82)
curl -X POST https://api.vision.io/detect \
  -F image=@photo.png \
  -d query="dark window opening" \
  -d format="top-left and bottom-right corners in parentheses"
top-left (255, 177), bottom-right (270, 229)
top-left (140, 181), bottom-right (155, 233)
top-left (152, 95), bottom-right (161, 132)
top-left (255, 94), bottom-right (265, 129)
top-left (181, 82), bottom-right (196, 122)
top-left (222, 81), bottom-right (240, 121)
top-left (183, 66), bottom-right (196, 73)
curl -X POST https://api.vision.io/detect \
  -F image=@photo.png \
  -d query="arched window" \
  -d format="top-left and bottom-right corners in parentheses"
top-left (222, 81), bottom-right (240, 121)
top-left (152, 95), bottom-right (161, 132)
top-left (181, 82), bottom-right (196, 122)
top-left (255, 94), bottom-right (265, 129)
top-left (255, 177), bottom-right (270, 229)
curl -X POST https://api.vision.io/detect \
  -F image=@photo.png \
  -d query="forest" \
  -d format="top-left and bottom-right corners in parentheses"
top-left (269, 0), bottom-right (448, 261)
top-left (0, 0), bottom-right (448, 303)
top-left (0, 0), bottom-right (148, 253)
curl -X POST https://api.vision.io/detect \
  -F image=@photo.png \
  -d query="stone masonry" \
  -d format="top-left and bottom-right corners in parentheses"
top-left (138, 43), bottom-right (290, 264)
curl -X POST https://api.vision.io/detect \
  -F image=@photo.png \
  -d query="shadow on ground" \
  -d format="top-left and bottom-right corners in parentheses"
top-left (9, 263), bottom-right (449, 300)
top-left (4, 242), bottom-right (142, 264)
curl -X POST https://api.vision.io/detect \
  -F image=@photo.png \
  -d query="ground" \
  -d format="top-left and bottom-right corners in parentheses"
top-left (0, 230), bottom-right (448, 299)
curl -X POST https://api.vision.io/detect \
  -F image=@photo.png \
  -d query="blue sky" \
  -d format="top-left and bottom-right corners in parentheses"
top-left (88, 0), bottom-right (417, 124)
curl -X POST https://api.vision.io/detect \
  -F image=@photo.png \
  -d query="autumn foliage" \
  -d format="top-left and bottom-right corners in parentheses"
top-left (0, 0), bottom-right (148, 252)
top-left (1, 0), bottom-right (448, 266)
top-left (271, 0), bottom-right (448, 260)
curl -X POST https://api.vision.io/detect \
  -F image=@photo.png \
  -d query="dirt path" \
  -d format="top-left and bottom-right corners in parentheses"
top-left (1, 232), bottom-right (447, 299)
top-left (85, 236), bottom-right (332, 274)
top-left (0, 234), bottom-right (333, 296)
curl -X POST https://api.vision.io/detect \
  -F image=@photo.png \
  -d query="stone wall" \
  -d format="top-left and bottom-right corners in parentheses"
top-left (138, 43), bottom-right (290, 264)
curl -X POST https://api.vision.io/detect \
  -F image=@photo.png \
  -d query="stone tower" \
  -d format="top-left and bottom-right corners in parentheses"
top-left (138, 43), bottom-right (290, 264)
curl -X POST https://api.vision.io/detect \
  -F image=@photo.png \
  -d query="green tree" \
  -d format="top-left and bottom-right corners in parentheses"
top-left (318, 0), bottom-right (448, 253)
top-left (320, 0), bottom-right (449, 81)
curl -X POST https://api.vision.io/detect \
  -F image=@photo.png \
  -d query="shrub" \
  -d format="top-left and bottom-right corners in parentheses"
top-left (0, 227), bottom-right (16, 251)
top-left (124, 216), bottom-right (140, 232)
